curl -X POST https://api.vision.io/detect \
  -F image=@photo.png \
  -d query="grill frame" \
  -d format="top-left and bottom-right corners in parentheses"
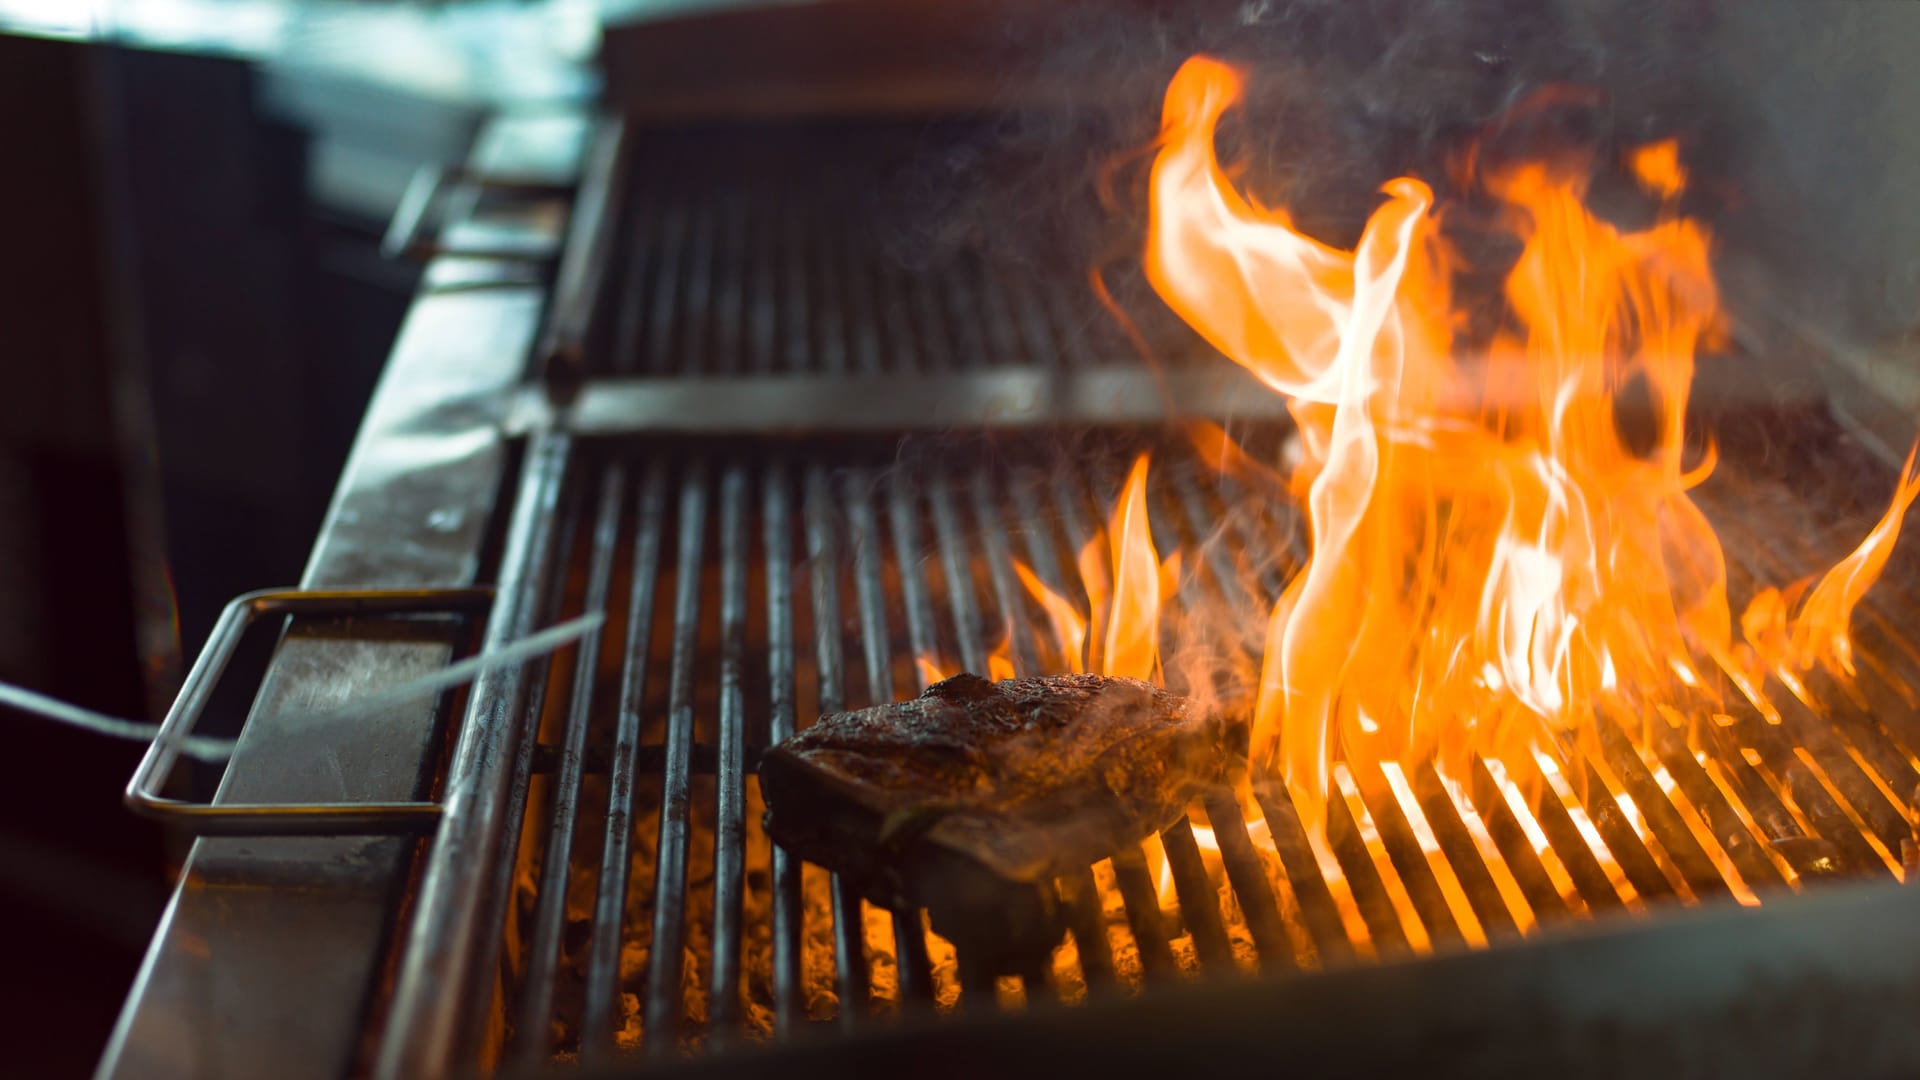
top-left (101, 107), bottom-right (1920, 1080)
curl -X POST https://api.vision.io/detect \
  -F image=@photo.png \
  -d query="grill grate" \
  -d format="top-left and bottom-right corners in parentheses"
top-left (599, 123), bottom-right (1208, 379)
top-left (479, 417), bottom-right (1920, 1065)
top-left (371, 122), bottom-right (1920, 1074)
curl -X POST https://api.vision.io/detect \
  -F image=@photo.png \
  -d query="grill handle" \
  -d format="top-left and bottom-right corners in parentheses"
top-left (124, 587), bottom-right (495, 836)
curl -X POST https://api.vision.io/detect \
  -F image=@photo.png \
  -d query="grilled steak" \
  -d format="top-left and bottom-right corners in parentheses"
top-left (759, 672), bottom-right (1236, 973)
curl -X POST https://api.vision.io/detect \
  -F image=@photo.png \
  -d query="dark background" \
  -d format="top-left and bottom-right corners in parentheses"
top-left (0, 34), bottom-right (427, 1078)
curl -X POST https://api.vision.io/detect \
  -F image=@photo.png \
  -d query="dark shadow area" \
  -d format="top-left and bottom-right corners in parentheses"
top-left (0, 33), bottom-right (421, 1075)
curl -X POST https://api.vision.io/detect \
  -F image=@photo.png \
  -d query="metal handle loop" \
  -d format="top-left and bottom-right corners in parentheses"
top-left (125, 587), bottom-right (494, 836)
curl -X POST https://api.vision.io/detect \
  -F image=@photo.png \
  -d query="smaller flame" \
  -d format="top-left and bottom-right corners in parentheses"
top-left (1093, 454), bottom-right (1164, 680)
top-left (1014, 561), bottom-right (1088, 675)
top-left (1628, 139), bottom-right (1687, 201)
top-left (1743, 445), bottom-right (1920, 680)
top-left (1015, 453), bottom-right (1179, 681)
top-left (917, 629), bottom-right (1019, 686)
top-left (987, 630), bottom-right (1018, 682)
top-left (916, 654), bottom-right (953, 687)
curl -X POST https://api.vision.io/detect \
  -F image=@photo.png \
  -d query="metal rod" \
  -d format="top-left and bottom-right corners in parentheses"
top-left (909, 270), bottom-right (953, 372)
top-left (1591, 710), bottom-right (1738, 903)
top-left (939, 261), bottom-right (991, 370)
top-left (1008, 468), bottom-right (1078, 674)
top-left (1200, 790), bottom-right (1293, 969)
top-left (644, 197), bottom-right (690, 375)
top-left (803, 464), bottom-right (871, 1023)
top-left (1161, 819), bottom-right (1235, 971)
top-left (709, 463), bottom-right (751, 1040)
top-left (813, 213), bottom-right (850, 375)
top-left (999, 268), bottom-right (1064, 370)
top-left (764, 462), bottom-right (804, 1036)
top-left (609, 164), bottom-right (665, 377)
top-left (967, 470), bottom-right (1042, 675)
top-left (1058, 869), bottom-right (1116, 989)
top-left (517, 463), bottom-right (625, 1061)
top-left (969, 259), bottom-right (1020, 370)
top-left (1635, 719), bottom-right (1792, 895)
top-left (747, 186), bottom-right (778, 375)
top-left (858, 470), bottom-right (937, 1002)
top-left (1557, 746), bottom-right (1683, 902)
top-left (875, 255), bottom-right (919, 374)
top-left (508, 368), bottom-right (1293, 438)
top-left (1108, 845), bottom-right (1177, 980)
top-left (781, 201), bottom-right (813, 374)
top-left (1463, 756), bottom-right (1583, 926)
top-left (1323, 784), bottom-right (1413, 958)
top-left (376, 430), bottom-right (570, 1080)
top-left (643, 462), bottom-right (712, 1054)
top-left (1345, 758), bottom-right (1466, 948)
top-left (1250, 780), bottom-right (1356, 964)
top-left (1502, 753), bottom-right (1631, 912)
top-left (927, 469), bottom-right (988, 676)
top-left (483, 477), bottom-right (586, 1069)
top-left (1404, 763), bottom-right (1525, 942)
top-left (583, 460), bottom-right (670, 1056)
top-left (678, 199), bottom-right (717, 375)
top-left (711, 193), bottom-right (749, 376)
top-left (539, 120), bottom-right (627, 385)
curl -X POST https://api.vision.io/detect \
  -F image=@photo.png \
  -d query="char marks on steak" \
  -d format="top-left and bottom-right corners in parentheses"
top-left (758, 672), bottom-right (1237, 973)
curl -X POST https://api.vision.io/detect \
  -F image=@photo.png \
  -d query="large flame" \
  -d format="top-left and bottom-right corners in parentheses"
top-left (1121, 55), bottom-right (1920, 812)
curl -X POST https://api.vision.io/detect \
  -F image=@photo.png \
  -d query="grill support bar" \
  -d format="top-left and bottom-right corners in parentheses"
top-left (583, 461), bottom-right (671, 1055)
top-left (516, 464), bottom-right (626, 1062)
top-left (378, 430), bottom-right (573, 1079)
top-left (642, 463), bottom-right (713, 1051)
top-left (802, 463), bottom-right (875, 1023)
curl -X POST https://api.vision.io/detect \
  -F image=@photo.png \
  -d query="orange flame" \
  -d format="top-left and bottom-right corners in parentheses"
top-left (1095, 455), bottom-right (1170, 680)
top-left (1014, 453), bottom-right (1180, 681)
top-left (1139, 54), bottom-right (1920, 811)
top-left (1628, 139), bottom-right (1687, 201)
top-left (1015, 561), bottom-right (1088, 675)
top-left (1746, 447), bottom-right (1920, 680)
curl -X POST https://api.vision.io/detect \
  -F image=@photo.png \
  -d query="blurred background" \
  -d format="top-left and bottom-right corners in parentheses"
top-left (0, 3), bottom-right (603, 1074)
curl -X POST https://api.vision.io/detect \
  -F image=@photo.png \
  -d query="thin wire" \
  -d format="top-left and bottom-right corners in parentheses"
top-left (0, 611), bottom-right (604, 765)
top-left (0, 680), bottom-right (235, 763)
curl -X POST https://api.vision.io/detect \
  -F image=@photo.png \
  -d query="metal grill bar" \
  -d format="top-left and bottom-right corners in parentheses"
top-left (968, 472), bottom-right (1043, 675)
top-left (378, 430), bottom-right (571, 1080)
top-left (928, 470), bottom-right (989, 676)
top-left (801, 463), bottom-right (872, 1024)
top-left (860, 472), bottom-right (937, 1002)
top-left (642, 463), bottom-right (711, 1051)
top-left (1160, 820), bottom-right (1234, 970)
top-left (763, 463), bottom-right (805, 1037)
top-left (583, 460), bottom-right (668, 1056)
top-left (708, 464), bottom-right (752, 1039)
top-left (517, 464), bottom-right (623, 1061)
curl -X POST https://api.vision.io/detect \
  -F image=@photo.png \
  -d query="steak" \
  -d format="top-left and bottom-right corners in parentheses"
top-left (758, 672), bottom-right (1237, 974)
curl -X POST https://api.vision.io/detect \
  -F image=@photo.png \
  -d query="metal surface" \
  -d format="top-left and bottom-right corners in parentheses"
top-left (96, 111), bottom-right (590, 1080)
top-left (538, 119), bottom-right (630, 388)
top-left (584, 877), bottom-right (1920, 1080)
top-left (510, 368), bottom-right (1292, 437)
top-left (381, 163), bottom-right (575, 263)
top-left (125, 587), bottom-right (492, 836)
top-left (373, 436), bottom-right (573, 1080)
